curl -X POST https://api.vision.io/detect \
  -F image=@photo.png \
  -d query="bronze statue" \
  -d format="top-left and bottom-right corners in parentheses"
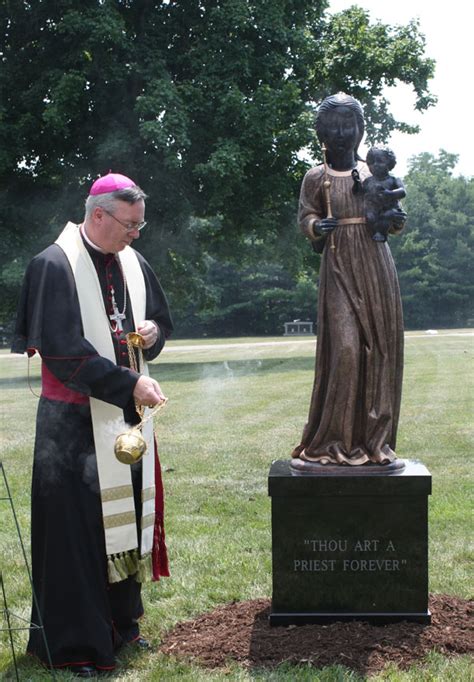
top-left (362, 146), bottom-right (407, 242)
top-left (291, 93), bottom-right (406, 467)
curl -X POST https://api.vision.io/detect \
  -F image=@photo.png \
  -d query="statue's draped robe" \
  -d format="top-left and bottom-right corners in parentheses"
top-left (292, 163), bottom-right (404, 465)
top-left (12, 232), bottom-right (173, 672)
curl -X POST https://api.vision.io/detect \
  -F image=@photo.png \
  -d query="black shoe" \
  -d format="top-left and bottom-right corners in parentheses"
top-left (132, 636), bottom-right (152, 650)
top-left (67, 665), bottom-right (98, 678)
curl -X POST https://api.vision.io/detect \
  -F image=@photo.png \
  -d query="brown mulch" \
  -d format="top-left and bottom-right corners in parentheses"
top-left (159, 594), bottom-right (473, 675)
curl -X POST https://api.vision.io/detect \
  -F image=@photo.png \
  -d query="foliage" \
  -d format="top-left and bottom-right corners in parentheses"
top-left (391, 150), bottom-right (474, 328)
top-left (0, 0), bottom-right (436, 331)
top-left (182, 149), bottom-right (474, 336)
top-left (183, 257), bottom-right (317, 337)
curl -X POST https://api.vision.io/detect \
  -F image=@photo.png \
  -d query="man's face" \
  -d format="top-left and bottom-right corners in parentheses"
top-left (94, 199), bottom-right (145, 253)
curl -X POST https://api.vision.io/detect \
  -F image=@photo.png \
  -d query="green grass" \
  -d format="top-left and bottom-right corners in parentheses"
top-left (1, 332), bottom-right (473, 680)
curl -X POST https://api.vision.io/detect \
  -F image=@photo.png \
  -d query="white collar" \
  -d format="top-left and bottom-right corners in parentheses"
top-left (80, 223), bottom-right (110, 255)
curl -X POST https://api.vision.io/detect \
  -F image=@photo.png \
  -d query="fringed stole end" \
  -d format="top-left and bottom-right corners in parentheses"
top-left (152, 520), bottom-right (170, 580)
top-left (107, 550), bottom-right (152, 584)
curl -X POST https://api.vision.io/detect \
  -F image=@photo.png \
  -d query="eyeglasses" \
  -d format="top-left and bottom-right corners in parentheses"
top-left (102, 208), bottom-right (147, 232)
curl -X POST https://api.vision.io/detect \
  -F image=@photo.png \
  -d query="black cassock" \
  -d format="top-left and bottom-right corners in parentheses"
top-left (12, 235), bottom-right (173, 672)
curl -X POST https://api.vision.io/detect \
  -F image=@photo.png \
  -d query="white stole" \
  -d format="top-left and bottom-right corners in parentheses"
top-left (55, 223), bottom-right (155, 580)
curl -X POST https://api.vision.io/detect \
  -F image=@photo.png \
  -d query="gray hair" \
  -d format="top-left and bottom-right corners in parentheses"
top-left (85, 186), bottom-right (147, 218)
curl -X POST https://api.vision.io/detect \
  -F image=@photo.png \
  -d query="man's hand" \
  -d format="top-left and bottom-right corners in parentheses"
top-left (137, 320), bottom-right (159, 349)
top-left (133, 375), bottom-right (166, 407)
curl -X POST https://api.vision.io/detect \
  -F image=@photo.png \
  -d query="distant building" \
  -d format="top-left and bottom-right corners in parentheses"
top-left (283, 319), bottom-right (314, 336)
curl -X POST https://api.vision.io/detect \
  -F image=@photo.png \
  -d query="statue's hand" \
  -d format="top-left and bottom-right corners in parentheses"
top-left (390, 208), bottom-right (407, 226)
top-left (316, 217), bottom-right (338, 234)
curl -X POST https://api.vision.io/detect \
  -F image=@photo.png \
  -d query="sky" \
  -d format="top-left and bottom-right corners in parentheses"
top-left (327, 0), bottom-right (472, 177)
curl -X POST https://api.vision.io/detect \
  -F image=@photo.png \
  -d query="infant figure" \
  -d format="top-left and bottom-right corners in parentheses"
top-left (363, 146), bottom-right (406, 242)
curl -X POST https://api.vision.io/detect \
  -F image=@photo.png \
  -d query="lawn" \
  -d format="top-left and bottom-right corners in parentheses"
top-left (0, 331), bottom-right (472, 680)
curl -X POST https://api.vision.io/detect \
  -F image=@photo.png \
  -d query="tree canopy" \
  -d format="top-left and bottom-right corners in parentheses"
top-left (0, 0), bottom-right (441, 334)
top-left (391, 151), bottom-right (474, 329)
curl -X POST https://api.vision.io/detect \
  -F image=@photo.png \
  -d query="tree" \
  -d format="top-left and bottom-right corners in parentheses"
top-left (391, 151), bottom-right (474, 328)
top-left (177, 253), bottom-right (317, 337)
top-left (0, 1), bottom-right (436, 332)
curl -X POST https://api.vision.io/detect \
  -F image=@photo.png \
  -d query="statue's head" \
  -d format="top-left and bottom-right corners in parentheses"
top-left (366, 145), bottom-right (397, 173)
top-left (315, 93), bottom-right (365, 159)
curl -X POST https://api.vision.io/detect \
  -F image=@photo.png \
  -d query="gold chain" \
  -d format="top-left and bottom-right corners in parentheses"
top-left (125, 332), bottom-right (169, 424)
top-left (27, 355), bottom-right (41, 398)
top-left (126, 332), bottom-right (145, 419)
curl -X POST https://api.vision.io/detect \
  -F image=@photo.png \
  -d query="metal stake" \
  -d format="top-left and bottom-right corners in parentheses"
top-left (0, 461), bottom-right (56, 679)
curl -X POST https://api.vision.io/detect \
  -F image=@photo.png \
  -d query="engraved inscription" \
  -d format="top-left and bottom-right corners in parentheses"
top-left (293, 538), bottom-right (407, 572)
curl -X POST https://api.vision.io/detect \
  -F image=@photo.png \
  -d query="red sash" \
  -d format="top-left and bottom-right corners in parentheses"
top-left (41, 362), bottom-right (89, 405)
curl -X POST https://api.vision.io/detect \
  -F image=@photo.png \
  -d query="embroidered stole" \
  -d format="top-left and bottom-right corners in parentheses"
top-left (56, 222), bottom-right (155, 583)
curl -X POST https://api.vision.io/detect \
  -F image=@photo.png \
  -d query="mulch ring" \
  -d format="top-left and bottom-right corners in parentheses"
top-left (159, 594), bottom-right (473, 676)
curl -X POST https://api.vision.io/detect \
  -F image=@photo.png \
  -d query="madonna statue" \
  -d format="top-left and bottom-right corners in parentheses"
top-left (291, 93), bottom-right (406, 467)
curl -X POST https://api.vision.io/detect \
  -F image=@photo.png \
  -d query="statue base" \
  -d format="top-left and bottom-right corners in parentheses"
top-left (290, 458), bottom-right (406, 476)
top-left (268, 459), bottom-right (431, 625)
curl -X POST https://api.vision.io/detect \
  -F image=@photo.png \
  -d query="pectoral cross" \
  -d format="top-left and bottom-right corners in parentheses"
top-left (109, 287), bottom-right (126, 332)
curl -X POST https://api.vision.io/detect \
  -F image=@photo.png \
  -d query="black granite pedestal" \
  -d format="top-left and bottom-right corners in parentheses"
top-left (268, 459), bottom-right (431, 625)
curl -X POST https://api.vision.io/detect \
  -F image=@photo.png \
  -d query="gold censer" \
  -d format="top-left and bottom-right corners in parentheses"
top-left (114, 332), bottom-right (168, 465)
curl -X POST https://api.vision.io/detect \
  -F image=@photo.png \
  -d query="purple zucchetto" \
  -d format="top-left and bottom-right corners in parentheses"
top-left (89, 172), bottom-right (136, 196)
